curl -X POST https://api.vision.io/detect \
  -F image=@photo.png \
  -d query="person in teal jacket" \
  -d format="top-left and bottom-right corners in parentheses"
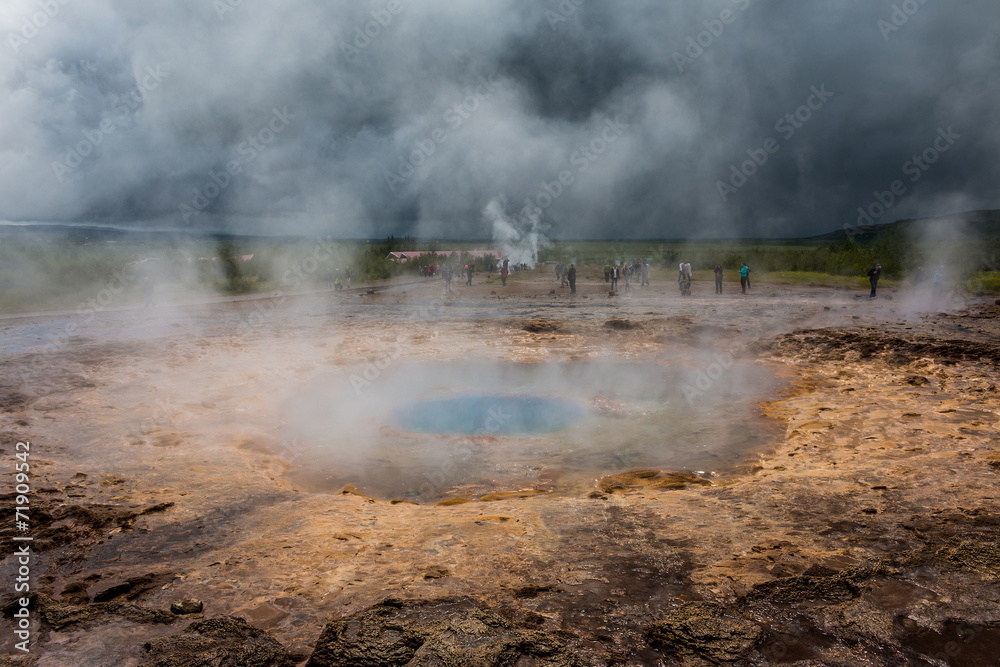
top-left (740, 263), bottom-right (750, 294)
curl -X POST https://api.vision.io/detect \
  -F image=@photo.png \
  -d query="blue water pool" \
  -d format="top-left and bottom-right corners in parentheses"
top-left (391, 395), bottom-right (586, 435)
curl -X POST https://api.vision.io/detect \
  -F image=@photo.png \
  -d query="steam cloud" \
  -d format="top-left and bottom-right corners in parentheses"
top-left (485, 196), bottom-right (547, 266)
top-left (1, 0), bottom-right (998, 239)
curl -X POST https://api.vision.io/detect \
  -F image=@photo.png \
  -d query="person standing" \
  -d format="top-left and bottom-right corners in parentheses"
top-left (933, 265), bottom-right (944, 296)
top-left (466, 263), bottom-right (473, 285)
top-left (604, 263), bottom-right (611, 283)
top-left (345, 266), bottom-right (353, 289)
top-left (867, 263), bottom-right (881, 299)
top-left (501, 259), bottom-right (509, 287)
top-left (714, 264), bottom-right (723, 294)
top-left (610, 264), bottom-right (619, 292)
top-left (641, 262), bottom-right (649, 287)
top-left (623, 264), bottom-right (632, 292)
top-left (567, 263), bottom-right (577, 294)
top-left (740, 263), bottom-right (749, 294)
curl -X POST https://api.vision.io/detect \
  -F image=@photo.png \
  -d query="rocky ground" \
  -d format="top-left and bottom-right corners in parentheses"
top-left (0, 270), bottom-right (998, 666)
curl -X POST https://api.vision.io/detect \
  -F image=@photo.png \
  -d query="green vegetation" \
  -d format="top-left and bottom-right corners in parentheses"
top-left (0, 227), bottom-right (997, 314)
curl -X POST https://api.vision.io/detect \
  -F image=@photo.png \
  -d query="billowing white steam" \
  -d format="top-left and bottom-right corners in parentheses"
top-left (484, 196), bottom-right (548, 266)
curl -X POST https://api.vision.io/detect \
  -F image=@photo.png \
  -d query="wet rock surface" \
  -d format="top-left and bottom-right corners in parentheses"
top-left (0, 278), bottom-right (998, 664)
top-left (141, 616), bottom-right (297, 667)
top-left (306, 597), bottom-right (579, 667)
top-left (644, 601), bottom-right (762, 663)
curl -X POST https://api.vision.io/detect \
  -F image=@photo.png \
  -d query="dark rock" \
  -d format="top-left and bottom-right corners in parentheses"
top-left (644, 601), bottom-right (762, 663)
top-left (5, 594), bottom-right (176, 631)
top-left (93, 583), bottom-right (132, 603)
top-left (306, 597), bottom-right (579, 667)
top-left (603, 318), bottom-right (639, 330)
top-left (93, 573), bottom-right (177, 603)
top-left (139, 502), bottom-right (175, 515)
top-left (597, 469), bottom-right (711, 493)
top-left (523, 318), bottom-right (561, 333)
top-left (141, 616), bottom-right (295, 667)
top-left (747, 573), bottom-right (857, 603)
top-left (171, 599), bottom-right (204, 615)
top-left (745, 560), bottom-right (894, 603)
top-left (937, 539), bottom-right (1000, 576)
top-left (58, 580), bottom-right (92, 605)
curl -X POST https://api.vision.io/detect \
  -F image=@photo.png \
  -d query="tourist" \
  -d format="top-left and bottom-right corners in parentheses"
top-left (641, 262), bottom-right (650, 287)
top-left (501, 259), bottom-right (509, 287)
top-left (604, 263), bottom-right (611, 283)
top-left (867, 263), bottom-right (881, 299)
top-left (679, 263), bottom-right (693, 295)
top-left (933, 265), bottom-right (944, 296)
top-left (567, 264), bottom-right (577, 294)
top-left (345, 266), bottom-right (352, 289)
top-left (623, 264), bottom-right (632, 292)
top-left (714, 264), bottom-right (723, 294)
top-left (740, 263), bottom-right (749, 294)
top-left (466, 264), bottom-right (473, 285)
top-left (610, 264), bottom-right (619, 292)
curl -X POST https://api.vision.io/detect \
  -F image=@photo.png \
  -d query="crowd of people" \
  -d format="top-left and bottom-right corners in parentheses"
top-left (336, 258), bottom-right (952, 301)
top-left (602, 261), bottom-right (650, 293)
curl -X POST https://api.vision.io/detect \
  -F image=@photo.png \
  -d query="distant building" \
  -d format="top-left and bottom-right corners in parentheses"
top-left (386, 250), bottom-right (501, 263)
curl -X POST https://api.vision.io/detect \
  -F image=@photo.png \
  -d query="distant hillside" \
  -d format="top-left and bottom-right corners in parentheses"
top-left (806, 210), bottom-right (1000, 244)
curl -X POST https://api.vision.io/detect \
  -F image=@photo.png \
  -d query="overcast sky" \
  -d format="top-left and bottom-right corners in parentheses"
top-left (1, 0), bottom-right (997, 239)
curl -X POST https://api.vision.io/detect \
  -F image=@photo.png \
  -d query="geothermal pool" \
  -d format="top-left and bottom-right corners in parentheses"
top-left (391, 395), bottom-right (586, 435)
top-left (280, 360), bottom-right (783, 500)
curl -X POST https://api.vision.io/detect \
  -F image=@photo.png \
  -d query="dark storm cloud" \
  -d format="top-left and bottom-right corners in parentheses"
top-left (0, 0), bottom-right (997, 238)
